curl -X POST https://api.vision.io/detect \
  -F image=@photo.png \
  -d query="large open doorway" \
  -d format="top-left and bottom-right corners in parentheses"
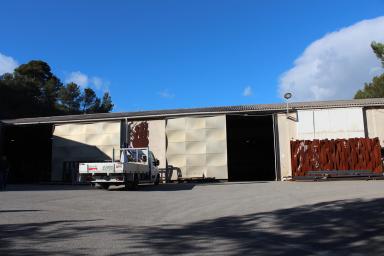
top-left (226, 115), bottom-right (276, 181)
top-left (4, 124), bottom-right (53, 183)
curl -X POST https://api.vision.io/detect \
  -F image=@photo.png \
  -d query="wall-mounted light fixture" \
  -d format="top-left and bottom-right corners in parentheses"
top-left (284, 92), bottom-right (292, 117)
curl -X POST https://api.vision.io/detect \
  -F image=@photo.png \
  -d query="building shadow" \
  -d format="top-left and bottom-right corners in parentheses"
top-left (1, 197), bottom-right (384, 255)
top-left (4, 124), bottom-right (112, 184)
top-left (0, 210), bottom-right (42, 213)
top-left (108, 183), bottom-right (196, 191)
top-left (194, 181), bottom-right (271, 186)
top-left (4, 184), bottom-right (93, 191)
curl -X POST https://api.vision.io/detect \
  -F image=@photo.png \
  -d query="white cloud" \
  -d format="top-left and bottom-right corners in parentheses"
top-left (243, 85), bottom-right (252, 96)
top-left (65, 71), bottom-right (108, 91)
top-left (158, 89), bottom-right (175, 99)
top-left (0, 52), bottom-right (18, 75)
top-left (65, 71), bottom-right (89, 87)
top-left (278, 16), bottom-right (384, 101)
top-left (91, 77), bottom-right (103, 90)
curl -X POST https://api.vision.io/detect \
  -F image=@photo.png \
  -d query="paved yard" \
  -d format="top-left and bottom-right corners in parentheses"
top-left (1, 181), bottom-right (384, 255)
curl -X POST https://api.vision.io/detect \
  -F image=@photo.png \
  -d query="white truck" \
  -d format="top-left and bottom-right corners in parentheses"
top-left (79, 147), bottom-right (160, 190)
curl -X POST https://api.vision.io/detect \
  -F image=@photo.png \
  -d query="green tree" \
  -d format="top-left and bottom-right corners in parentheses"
top-left (58, 83), bottom-right (82, 113)
top-left (0, 72), bottom-right (41, 118)
top-left (355, 74), bottom-right (384, 99)
top-left (371, 41), bottom-right (384, 67)
top-left (99, 92), bottom-right (114, 113)
top-left (15, 61), bottom-right (62, 108)
top-left (0, 60), bottom-right (114, 119)
top-left (354, 42), bottom-right (384, 99)
top-left (81, 88), bottom-right (99, 113)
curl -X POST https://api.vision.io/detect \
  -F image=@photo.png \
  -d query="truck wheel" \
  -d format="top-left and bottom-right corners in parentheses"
top-left (154, 174), bottom-right (160, 185)
top-left (100, 183), bottom-right (110, 190)
top-left (125, 175), bottom-right (139, 190)
top-left (132, 175), bottom-right (139, 190)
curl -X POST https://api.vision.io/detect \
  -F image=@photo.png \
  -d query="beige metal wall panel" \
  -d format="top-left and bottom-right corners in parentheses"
top-left (297, 108), bottom-right (364, 140)
top-left (85, 122), bottom-right (120, 134)
top-left (207, 166), bottom-right (227, 178)
top-left (167, 130), bottom-right (186, 142)
top-left (206, 153), bottom-right (226, 166)
top-left (186, 154), bottom-right (206, 166)
top-left (148, 120), bottom-right (166, 168)
top-left (186, 129), bottom-right (205, 141)
top-left (186, 166), bottom-right (207, 177)
top-left (167, 142), bottom-right (186, 155)
top-left (85, 133), bottom-right (119, 146)
top-left (365, 108), bottom-right (384, 147)
top-left (54, 124), bottom-right (86, 136)
top-left (185, 142), bottom-right (206, 154)
top-left (51, 121), bottom-right (121, 181)
top-left (206, 129), bottom-right (226, 140)
top-left (277, 113), bottom-right (298, 179)
top-left (166, 115), bottom-right (228, 179)
top-left (166, 118), bottom-right (186, 130)
top-left (206, 141), bottom-right (226, 153)
top-left (167, 154), bottom-right (186, 167)
top-left (206, 115), bottom-right (227, 128)
top-left (186, 118), bottom-right (206, 130)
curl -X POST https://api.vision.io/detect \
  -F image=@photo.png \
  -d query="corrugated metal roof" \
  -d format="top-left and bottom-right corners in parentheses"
top-left (3, 98), bottom-right (384, 125)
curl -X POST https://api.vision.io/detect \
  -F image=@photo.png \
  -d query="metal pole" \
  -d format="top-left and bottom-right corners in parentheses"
top-left (313, 111), bottom-right (316, 139)
top-left (286, 101), bottom-right (289, 116)
top-left (272, 114), bottom-right (278, 181)
top-left (125, 118), bottom-right (128, 147)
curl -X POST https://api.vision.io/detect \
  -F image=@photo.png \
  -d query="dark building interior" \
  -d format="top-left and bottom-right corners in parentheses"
top-left (226, 115), bottom-right (276, 181)
top-left (4, 124), bottom-right (53, 183)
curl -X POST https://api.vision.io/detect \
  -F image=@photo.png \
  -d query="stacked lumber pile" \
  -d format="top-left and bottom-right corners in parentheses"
top-left (291, 138), bottom-right (382, 176)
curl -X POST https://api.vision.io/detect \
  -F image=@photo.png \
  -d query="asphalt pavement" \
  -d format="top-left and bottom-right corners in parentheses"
top-left (1, 181), bottom-right (384, 255)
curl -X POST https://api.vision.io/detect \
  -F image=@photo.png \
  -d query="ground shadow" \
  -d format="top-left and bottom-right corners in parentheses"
top-left (1, 197), bottom-right (384, 255)
top-left (0, 210), bottom-right (42, 213)
top-left (4, 185), bottom-right (93, 191)
top-left (194, 181), bottom-right (271, 186)
top-left (108, 183), bottom-right (196, 191)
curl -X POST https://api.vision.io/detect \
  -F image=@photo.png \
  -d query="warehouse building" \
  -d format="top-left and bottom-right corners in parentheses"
top-left (1, 98), bottom-right (384, 183)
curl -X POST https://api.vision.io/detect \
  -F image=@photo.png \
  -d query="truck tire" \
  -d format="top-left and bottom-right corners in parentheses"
top-left (125, 174), bottom-right (139, 190)
top-left (100, 183), bottom-right (110, 190)
top-left (132, 174), bottom-right (139, 190)
top-left (154, 174), bottom-right (160, 185)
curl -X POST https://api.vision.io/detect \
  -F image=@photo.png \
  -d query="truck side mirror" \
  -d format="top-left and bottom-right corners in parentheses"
top-left (154, 159), bottom-right (160, 166)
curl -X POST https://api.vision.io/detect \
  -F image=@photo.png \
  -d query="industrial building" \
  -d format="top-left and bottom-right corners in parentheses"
top-left (1, 98), bottom-right (384, 183)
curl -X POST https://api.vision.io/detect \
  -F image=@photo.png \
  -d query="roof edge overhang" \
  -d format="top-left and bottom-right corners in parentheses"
top-left (2, 98), bottom-right (384, 125)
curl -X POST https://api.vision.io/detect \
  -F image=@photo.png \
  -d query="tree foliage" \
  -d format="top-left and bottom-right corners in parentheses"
top-left (100, 92), bottom-right (114, 113)
top-left (355, 74), bottom-right (384, 99)
top-left (354, 42), bottom-right (384, 99)
top-left (58, 82), bottom-right (82, 113)
top-left (0, 60), bottom-right (114, 119)
top-left (371, 41), bottom-right (384, 67)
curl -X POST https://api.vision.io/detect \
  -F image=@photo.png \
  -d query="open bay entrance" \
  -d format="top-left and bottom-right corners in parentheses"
top-left (4, 124), bottom-right (53, 183)
top-left (226, 115), bottom-right (276, 181)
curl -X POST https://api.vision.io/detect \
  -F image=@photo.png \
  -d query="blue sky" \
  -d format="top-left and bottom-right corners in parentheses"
top-left (1, 0), bottom-right (384, 112)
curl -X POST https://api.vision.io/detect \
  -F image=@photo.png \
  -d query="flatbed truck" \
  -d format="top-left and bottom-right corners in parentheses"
top-left (79, 147), bottom-right (160, 190)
